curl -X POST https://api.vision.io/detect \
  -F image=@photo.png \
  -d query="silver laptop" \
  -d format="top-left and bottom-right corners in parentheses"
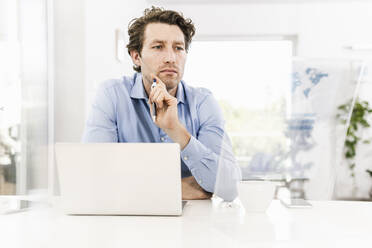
top-left (55, 143), bottom-right (182, 216)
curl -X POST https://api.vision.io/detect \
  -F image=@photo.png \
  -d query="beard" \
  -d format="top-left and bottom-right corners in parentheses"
top-left (159, 75), bottom-right (180, 91)
top-left (141, 63), bottom-right (183, 92)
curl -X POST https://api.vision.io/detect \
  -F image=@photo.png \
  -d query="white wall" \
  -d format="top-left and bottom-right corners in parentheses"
top-left (85, 0), bottom-right (149, 114)
top-left (159, 2), bottom-right (372, 59)
top-left (53, 0), bottom-right (372, 198)
top-left (54, 0), bottom-right (86, 143)
top-left (54, 0), bottom-right (149, 143)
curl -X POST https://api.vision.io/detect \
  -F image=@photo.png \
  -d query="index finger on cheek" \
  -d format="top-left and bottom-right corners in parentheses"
top-left (150, 74), bottom-right (159, 84)
top-left (152, 75), bottom-right (165, 86)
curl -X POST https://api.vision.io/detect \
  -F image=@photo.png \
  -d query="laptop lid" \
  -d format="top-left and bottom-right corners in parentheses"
top-left (55, 143), bottom-right (182, 216)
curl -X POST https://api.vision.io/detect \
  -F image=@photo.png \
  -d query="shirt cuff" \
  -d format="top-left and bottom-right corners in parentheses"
top-left (180, 135), bottom-right (204, 171)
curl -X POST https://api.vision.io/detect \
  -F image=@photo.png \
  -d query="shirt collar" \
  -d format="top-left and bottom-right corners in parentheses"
top-left (130, 73), bottom-right (148, 100)
top-left (176, 81), bottom-right (185, 104)
top-left (130, 73), bottom-right (185, 104)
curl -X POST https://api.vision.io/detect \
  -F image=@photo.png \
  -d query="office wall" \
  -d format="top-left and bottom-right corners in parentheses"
top-left (54, 0), bottom-right (148, 143)
top-left (53, 0), bottom-right (372, 198)
top-left (54, 0), bottom-right (86, 143)
top-left (84, 0), bottom-right (149, 114)
top-left (158, 2), bottom-right (372, 58)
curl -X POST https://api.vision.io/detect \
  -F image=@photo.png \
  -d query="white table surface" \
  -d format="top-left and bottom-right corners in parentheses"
top-left (1, 198), bottom-right (372, 248)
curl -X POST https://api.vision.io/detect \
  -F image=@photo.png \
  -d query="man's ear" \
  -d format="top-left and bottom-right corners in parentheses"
top-left (130, 50), bottom-right (141, 67)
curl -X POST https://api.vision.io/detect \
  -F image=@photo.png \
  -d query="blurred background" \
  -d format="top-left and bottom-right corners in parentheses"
top-left (1, 0), bottom-right (372, 201)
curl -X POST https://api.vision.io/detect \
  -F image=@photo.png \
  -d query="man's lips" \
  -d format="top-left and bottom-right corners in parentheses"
top-left (160, 69), bottom-right (177, 73)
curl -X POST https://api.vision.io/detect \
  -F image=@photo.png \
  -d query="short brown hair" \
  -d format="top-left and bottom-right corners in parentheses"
top-left (127, 6), bottom-right (196, 72)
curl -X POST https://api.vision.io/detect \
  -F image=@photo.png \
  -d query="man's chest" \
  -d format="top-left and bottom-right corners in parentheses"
top-left (115, 101), bottom-right (197, 142)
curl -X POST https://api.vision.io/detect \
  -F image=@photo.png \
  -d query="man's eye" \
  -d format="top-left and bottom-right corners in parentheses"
top-left (153, 45), bottom-right (162, 49)
top-left (176, 46), bottom-right (184, 51)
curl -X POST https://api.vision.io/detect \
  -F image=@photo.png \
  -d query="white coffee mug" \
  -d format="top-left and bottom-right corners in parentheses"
top-left (237, 180), bottom-right (277, 212)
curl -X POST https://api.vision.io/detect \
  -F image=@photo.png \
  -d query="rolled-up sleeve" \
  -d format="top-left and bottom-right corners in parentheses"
top-left (82, 84), bottom-right (118, 143)
top-left (181, 92), bottom-right (240, 201)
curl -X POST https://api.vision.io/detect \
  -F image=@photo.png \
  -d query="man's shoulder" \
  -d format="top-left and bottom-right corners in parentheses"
top-left (96, 74), bottom-right (139, 102)
top-left (182, 82), bottom-right (223, 119)
top-left (99, 74), bottom-right (135, 92)
top-left (183, 82), bottom-right (213, 102)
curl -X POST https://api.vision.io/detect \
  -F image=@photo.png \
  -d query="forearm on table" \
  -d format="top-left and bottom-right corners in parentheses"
top-left (182, 176), bottom-right (212, 200)
top-left (180, 134), bottom-right (239, 201)
top-left (164, 120), bottom-right (236, 200)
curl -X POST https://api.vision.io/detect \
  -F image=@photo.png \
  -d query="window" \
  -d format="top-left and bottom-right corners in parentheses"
top-left (0, 0), bottom-right (49, 197)
top-left (183, 40), bottom-right (293, 168)
top-left (0, 1), bottom-right (21, 195)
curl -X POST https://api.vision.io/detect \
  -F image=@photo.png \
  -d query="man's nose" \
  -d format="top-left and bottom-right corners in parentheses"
top-left (162, 48), bottom-right (176, 64)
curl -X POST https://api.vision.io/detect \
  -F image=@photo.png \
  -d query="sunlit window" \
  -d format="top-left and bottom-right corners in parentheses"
top-left (0, 1), bottom-right (21, 195)
top-left (0, 0), bottom-right (49, 197)
top-left (183, 40), bottom-right (292, 167)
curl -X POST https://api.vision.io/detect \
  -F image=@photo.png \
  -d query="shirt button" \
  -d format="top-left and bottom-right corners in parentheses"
top-left (160, 137), bottom-right (165, 141)
top-left (183, 156), bottom-right (188, 161)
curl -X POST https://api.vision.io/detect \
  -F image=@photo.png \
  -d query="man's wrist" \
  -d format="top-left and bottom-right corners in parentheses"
top-left (164, 121), bottom-right (191, 150)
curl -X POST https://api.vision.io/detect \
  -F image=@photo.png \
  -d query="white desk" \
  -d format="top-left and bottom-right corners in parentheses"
top-left (0, 198), bottom-right (372, 248)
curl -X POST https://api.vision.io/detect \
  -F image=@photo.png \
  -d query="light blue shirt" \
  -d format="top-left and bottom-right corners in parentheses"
top-left (82, 73), bottom-right (238, 200)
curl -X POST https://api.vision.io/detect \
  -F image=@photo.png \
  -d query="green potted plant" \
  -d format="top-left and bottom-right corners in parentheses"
top-left (367, 169), bottom-right (372, 198)
top-left (336, 99), bottom-right (372, 197)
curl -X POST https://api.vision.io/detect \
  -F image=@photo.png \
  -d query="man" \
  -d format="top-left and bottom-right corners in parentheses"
top-left (82, 7), bottom-right (239, 201)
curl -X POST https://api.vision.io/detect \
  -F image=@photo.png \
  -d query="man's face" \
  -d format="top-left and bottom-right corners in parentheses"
top-left (132, 23), bottom-right (187, 91)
